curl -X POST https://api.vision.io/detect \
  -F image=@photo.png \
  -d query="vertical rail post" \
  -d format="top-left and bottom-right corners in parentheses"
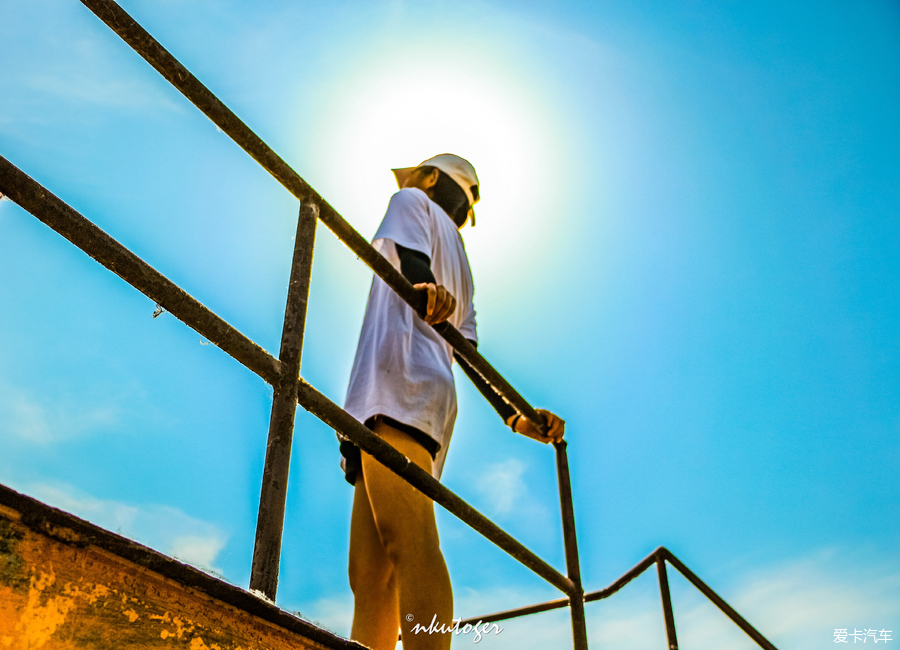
top-left (250, 201), bottom-right (318, 599)
top-left (555, 440), bottom-right (589, 650)
top-left (656, 555), bottom-right (679, 650)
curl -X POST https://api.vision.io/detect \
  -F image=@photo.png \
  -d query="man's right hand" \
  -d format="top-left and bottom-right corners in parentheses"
top-left (413, 283), bottom-right (456, 325)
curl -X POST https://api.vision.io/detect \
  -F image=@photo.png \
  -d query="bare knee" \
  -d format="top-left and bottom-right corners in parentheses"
top-left (378, 522), bottom-right (441, 570)
top-left (348, 476), bottom-right (396, 598)
top-left (361, 473), bottom-right (442, 569)
top-left (349, 550), bottom-right (394, 596)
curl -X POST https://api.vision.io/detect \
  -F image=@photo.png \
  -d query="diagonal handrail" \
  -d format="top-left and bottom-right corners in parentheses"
top-left (0, 154), bottom-right (573, 597)
top-left (77, 0), bottom-right (547, 435)
top-left (0, 157), bottom-right (281, 385)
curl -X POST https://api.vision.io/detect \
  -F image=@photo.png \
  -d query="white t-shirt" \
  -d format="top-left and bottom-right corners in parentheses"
top-left (344, 187), bottom-right (477, 478)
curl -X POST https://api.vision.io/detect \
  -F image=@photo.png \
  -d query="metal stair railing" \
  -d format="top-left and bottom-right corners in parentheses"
top-left (454, 547), bottom-right (778, 650)
top-left (0, 155), bottom-right (578, 615)
top-left (0, 1), bottom-right (780, 647)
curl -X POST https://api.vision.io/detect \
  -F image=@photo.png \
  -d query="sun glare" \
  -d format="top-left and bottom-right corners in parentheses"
top-left (311, 55), bottom-right (563, 278)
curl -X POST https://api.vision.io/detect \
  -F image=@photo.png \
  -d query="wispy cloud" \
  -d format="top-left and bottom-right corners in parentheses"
top-left (473, 458), bottom-right (552, 544)
top-left (477, 459), bottom-right (528, 515)
top-left (0, 385), bottom-right (118, 444)
top-left (597, 549), bottom-right (900, 650)
top-left (719, 549), bottom-right (900, 648)
top-left (292, 594), bottom-right (354, 638)
top-left (169, 535), bottom-right (227, 572)
top-left (0, 30), bottom-right (185, 128)
top-left (24, 482), bottom-right (228, 575)
top-left (25, 71), bottom-right (184, 114)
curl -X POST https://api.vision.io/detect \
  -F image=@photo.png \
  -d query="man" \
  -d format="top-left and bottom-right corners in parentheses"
top-left (341, 154), bottom-right (564, 650)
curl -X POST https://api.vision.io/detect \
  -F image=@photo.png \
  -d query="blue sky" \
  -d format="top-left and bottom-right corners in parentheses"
top-left (1, 0), bottom-right (898, 648)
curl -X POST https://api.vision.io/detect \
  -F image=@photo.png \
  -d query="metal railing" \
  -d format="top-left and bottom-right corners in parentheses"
top-left (456, 547), bottom-right (777, 650)
top-left (0, 1), bottom-right (779, 647)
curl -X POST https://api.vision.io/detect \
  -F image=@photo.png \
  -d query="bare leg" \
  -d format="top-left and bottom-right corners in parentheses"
top-left (349, 419), bottom-right (453, 650)
top-left (349, 469), bottom-right (400, 649)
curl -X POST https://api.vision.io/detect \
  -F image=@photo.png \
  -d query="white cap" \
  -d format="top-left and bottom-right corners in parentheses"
top-left (392, 153), bottom-right (480, 225)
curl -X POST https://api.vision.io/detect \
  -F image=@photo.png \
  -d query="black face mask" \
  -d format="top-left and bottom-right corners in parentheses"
top-left (430, 171), bottom-right (469, 226)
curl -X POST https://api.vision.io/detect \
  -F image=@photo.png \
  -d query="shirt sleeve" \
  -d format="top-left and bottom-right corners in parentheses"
top-left (457, 302), bottom-right (477, 342)
top-left (373, 188), bottom-right (433, 256)
top-left (395, 244), bottom-right (437, 286)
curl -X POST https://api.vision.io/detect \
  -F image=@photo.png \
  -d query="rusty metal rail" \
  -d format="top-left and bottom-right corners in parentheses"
top-left (454, 547), bottom-right (778, 650)
top-left (250, 202), bottom-right (318, 597)
top-left (0, 156), bottom-right (281, 385)
top-left (76, 0), bottom-right (543, 433)
top-left (555, 440), bottom-right (588, 647)
top-left (0, 1), bottom-right (780, 647)
top-left (69, 0), bottom-right (588, 644)
top-left (0, 155), bottom-right (573, 598)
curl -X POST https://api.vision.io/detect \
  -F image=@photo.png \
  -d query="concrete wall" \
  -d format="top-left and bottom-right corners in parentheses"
top-left (0, 486), bottom-right (362, 650)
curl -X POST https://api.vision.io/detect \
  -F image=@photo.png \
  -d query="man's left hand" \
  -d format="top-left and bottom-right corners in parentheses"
top-left (508, 409), bottom-right (565, 444)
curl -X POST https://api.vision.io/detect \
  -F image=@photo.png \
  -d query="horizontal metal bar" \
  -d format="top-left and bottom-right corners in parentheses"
top-left (295, 379), bottom-right (574, 596)
top-left (0, 154), bottom-right (280, 385)
top-left (455, 547), bottom-right (662, 627)
top-left (660, 548), bottom-right (778, 650)
top-left (78, 0), bottom-right (547, 432)
top-left (457, 596), bottom-right (571, 628)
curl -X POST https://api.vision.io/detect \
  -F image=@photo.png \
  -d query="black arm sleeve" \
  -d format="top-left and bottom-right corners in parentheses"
top-left (396, 244), bottom-right (515, 423)
top-left (395, 243), bottom-right (436, 286)
top-left (454, 342), bottom-right (517, 422)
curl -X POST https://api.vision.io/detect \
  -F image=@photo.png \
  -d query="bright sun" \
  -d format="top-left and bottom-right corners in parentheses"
top-left (311, 56), bottom-right (563, 278)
